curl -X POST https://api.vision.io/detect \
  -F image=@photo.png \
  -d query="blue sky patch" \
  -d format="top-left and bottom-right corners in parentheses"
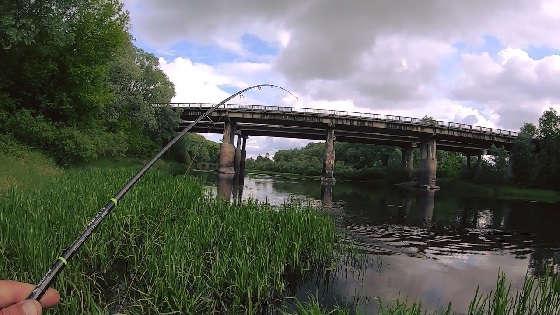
top-left (218, 84), bottom-right (239, 95)
top-left (453, 35), bottom-right (504, 60)
top-left (525, 45), bottom-right (560, 59)
top-left (241, 34), bottom-right (279, 56)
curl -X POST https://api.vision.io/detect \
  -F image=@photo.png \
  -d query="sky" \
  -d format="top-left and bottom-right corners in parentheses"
top-left (123, 0), bottom-right (560, 157)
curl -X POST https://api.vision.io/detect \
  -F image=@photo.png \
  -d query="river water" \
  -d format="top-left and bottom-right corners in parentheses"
top-left (194, 171), bottom-right (560, 313)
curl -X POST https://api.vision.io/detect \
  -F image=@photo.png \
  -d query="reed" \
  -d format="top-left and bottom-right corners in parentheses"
top-left (375, 271), bottom-right (560, 315)
top-left (0, 165), bottom-right (337, 313)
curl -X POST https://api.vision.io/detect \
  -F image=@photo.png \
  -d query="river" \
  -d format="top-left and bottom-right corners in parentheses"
top-left (193, 171), bottom-right (560, 313)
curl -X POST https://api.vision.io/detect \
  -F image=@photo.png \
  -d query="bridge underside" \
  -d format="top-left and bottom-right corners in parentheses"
top-left (183, 121), bottom-right (496, 155)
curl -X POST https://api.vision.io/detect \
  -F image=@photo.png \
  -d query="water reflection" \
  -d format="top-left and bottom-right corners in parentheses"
top-left (412, 189), bottom-right (435, 225)
top-left (217, 173), bottom-right (234, 201)
top-left (217, 173), bottom-right (245, 203)
top-left (321, 183), bottom-right (334, 209)
top-left (199, 171), bottom-right (560, 313)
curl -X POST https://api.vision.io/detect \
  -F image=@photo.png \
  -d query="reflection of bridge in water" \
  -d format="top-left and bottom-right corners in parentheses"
top-left (169, 103), bottom-right (519, 189)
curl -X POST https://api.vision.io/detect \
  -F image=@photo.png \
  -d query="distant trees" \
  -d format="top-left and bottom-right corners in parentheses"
top-left (0, 0), bottom-right (217, 165)
top-left (511, 109), bottom-right (560, 188)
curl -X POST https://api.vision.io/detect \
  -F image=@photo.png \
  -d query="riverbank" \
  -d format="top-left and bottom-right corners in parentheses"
top-left (0, 150), bottom-right (338, 313)
top-left (438, 179), bottom-right (560, 203)
top-left (246, 167), bottom-right (560, 203)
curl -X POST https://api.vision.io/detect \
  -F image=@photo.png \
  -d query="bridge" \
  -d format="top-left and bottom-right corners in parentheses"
top-left (160, 103), bottom-right (519, 189)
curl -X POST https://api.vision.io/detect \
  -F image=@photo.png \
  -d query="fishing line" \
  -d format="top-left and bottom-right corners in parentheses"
top-left (27, 84), bottom-right (295, 300)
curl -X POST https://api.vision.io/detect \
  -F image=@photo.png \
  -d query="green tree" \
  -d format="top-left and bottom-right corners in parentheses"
top-left (535, 108), bottom-right (560, 188)
top-left (511, 123), bottom-right (537, 185)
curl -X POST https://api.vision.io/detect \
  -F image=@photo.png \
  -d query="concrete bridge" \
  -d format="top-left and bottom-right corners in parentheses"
top-left (161, 103), bottom-right (519, 189)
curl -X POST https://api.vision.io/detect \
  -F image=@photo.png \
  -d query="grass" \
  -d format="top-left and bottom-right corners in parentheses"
top-left (283, 294), bottom-right (350, 315)
top-left (495, 186), bottom-right (560, 203)
top-left (438, 179), bottom-right (560, 203)
top-left (365, 271), bottom-right (560, 315)
top-left (0, 136), bottom-right (61, 191)
top-left (0, 162), bottom-right (338, 313)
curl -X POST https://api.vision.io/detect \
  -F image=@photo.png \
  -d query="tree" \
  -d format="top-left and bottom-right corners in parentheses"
top-left (535, 109), bottom-right (560, 188)
top-left (511, 123), bottom-right (537, 185)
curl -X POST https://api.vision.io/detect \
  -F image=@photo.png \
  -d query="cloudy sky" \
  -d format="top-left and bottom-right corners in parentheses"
top-left (123, 0), bottom-right (560, 157)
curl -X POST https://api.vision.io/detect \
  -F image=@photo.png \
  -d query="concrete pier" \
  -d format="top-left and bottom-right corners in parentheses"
top-left (466, 154), bottom-right (472, 169)
top-left (234, 134), bottom-right (242, 173)
top-left (218, 120), bottom-right (235, 174)
top-left (240, 136), bottom-right (247, 172)
top-left (402, 146), bottom-right (414, 178)
top-left (418, 137), bottom-right (438, 189)
top-left (321, 128), bottom-right (335, 183)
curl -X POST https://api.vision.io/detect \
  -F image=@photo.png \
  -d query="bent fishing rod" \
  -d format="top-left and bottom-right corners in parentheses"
top-left (28, 84), bottom-right (295, 300)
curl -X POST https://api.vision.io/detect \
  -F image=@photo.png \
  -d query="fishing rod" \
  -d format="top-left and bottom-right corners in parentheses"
top-left (28, 84), bottom-right (295, 300)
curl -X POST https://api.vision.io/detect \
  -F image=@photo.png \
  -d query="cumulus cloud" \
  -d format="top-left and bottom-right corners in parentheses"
top-left (452, 48), bottom-right (560, 128)
top-left (159, 57), bottom-right (231, 103)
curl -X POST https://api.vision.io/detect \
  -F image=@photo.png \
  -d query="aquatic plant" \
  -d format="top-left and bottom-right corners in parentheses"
top-left (374, 271), bottom-right (560, 315)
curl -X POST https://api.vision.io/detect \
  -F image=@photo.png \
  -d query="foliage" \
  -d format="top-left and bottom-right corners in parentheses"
top-left (0, 0), bottom-right (211, 164)
top-left (247, 141), bottom-right (463, 181)
top-left (472, 145), bottom-right (510, 185)
top-left (510, 109), bottom-right (560, 189)
top-left (437, 151), bottom-right (464, 179)
top-left (510, 123), bottom-right (537, 184)
top-left (0, 164), bottom-right (337, 313)
top-left (168, 133), bottom-right (220, 167)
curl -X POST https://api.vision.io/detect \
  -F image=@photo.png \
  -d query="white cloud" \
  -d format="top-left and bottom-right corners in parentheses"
top-left (159, 57), bottom-right (231, 103)
top-left (452, 48), bottom-right (560, 128)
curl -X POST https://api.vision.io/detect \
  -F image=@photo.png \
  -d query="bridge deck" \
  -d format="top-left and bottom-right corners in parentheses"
top-left (162, 103), bottom-right (518, 154)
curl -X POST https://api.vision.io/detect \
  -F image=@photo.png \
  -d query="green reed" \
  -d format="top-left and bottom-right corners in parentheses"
top-left (374, 271), bottom-right (560, 315)
top-left (0, 165), bottom-right (337, 313)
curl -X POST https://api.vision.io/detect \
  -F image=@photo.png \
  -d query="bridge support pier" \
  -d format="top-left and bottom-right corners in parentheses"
top-left (234, 134), bottom-right (242, 173)
top-left (466, 154), bottom-right (472, 169)
top-left (402, 146), bottom-right (414, 178)
top-left (240, 135), bottom-right (247, 173)
top-left (218, 120), bottom-right (235, 174)
top-left (321, 128), bottom-right (335, 184)
top-left (418, 137), bottom-right (438, 190)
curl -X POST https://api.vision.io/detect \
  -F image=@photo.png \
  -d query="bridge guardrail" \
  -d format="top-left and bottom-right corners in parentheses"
top-left (161, 102), bottom-right (519, 137)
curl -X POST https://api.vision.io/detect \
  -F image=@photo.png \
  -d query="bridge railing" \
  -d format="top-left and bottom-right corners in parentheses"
top-left (164, 102), bottom-right (519, 137)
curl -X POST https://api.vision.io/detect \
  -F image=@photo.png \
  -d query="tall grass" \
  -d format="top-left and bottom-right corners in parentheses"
top-left (0, 165), bottom-right (337, 313)
top-left (374, 271), bottom-right (560, 315)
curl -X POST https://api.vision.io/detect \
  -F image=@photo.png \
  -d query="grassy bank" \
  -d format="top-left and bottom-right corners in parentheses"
top-left (439, 179), bottom-right (560, 203)
top-left (0, 157), bottom-right (337, 313)
top-left (0, 135), bottom-right (62, 191)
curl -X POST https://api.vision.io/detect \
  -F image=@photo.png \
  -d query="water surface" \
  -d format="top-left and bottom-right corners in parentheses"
top-left (195, 171), bottom-right (560, 313)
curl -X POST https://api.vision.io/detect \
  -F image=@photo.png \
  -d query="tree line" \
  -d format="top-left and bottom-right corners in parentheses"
top-left (247, 109), bottom-right (560, 189)
top-left (0, 0), bottom-right (217, 166)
